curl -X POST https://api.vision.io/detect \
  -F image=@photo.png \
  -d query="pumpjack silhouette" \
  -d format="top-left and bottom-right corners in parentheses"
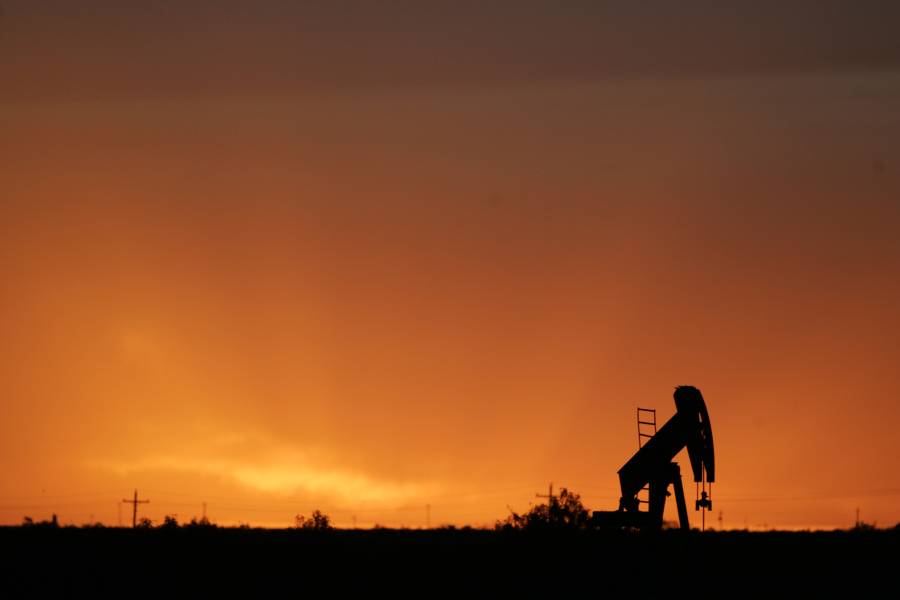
top-left (592, 385), bottom-right (715, 531)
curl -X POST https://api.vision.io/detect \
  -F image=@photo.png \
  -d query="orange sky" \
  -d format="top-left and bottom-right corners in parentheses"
top-left (2, 1), bottom-right (900, 529)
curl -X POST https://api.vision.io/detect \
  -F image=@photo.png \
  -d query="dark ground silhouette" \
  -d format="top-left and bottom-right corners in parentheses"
top-left (1, 525), bottom-right (896, 596)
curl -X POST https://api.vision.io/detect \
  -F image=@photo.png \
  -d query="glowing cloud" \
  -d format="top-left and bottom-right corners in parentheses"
top-left (89, 435), bottom-right (437, 506)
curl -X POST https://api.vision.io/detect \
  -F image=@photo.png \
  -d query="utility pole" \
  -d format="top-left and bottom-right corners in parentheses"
top-left (122, 490), bottom-right (149, 528)
top-left (536, 482), bottom-right (555, 506)
top-left (718, 510), bottom-right (723, 531)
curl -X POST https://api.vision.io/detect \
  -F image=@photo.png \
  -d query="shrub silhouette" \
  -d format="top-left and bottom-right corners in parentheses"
top-left (295, 510), bottom-right (332, 530)
top-left (496, 488), bottom-right (590, 531)
top-left (22, 514), bottom-right (59, 528)
top-left (853, 519), bottom-right (877, 532)
top-left (185, 516), bottom-right (216, 529)
top-left (160, 515), bottom-right (179, 529)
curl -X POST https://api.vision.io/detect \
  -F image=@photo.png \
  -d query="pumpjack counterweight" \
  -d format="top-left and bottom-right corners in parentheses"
top-left (593, 385), bottom-right (715, 531)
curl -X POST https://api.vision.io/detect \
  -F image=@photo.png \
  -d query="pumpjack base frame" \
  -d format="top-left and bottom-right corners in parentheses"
top-left (590, 462), bottom-right (691, 531)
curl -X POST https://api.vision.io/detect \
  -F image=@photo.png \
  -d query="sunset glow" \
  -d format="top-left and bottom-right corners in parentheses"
top-left (2, 1), bottom-right (900, 531)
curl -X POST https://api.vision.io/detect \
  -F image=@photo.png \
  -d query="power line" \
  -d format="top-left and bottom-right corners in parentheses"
top-left (16, 490), bottom-right (124, 499)
top-left (3, 484), bottom-right (899, 528)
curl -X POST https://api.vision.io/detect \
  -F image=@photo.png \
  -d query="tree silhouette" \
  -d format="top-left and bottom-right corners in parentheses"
top-left (185, 516), bottom-right (216, 529)
top-left (853, 519), bottom-right (877, 532)
top-left (160, 515), bottom-right (179, 529)
top-left (294, 510), bottom-right (332, 530)
top-left (22, 514), bottom-right (59, 528)
top-left (496, 488), bottom-right (591, 531)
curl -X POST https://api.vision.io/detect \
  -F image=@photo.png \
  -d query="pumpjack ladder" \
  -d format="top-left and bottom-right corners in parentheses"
top-left (636, 408), bottom-right (657, 504)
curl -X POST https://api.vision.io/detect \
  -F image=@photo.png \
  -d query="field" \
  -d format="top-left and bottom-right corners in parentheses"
top-left (2, 526), bottom-right (896, 595)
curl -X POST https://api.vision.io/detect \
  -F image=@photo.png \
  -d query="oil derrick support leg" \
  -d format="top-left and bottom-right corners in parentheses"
top-left (647, 474), bottom-right (668, 530)
top-left (670, 463), bottom-right (690, 531)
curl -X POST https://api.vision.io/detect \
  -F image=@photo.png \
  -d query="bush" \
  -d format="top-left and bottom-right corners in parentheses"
top-left (852, 520), bottom-right (877, 532)
top-left (294, 510), bottom-right (332, 530)
top-left (160, 515), bottom-right (179, 529)
top-left (22, 515), bottom-right (59, 528)
top-left (184, 516), bottom-right (216, 529)
top-left (496, 488), bottom-right (591, 532)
